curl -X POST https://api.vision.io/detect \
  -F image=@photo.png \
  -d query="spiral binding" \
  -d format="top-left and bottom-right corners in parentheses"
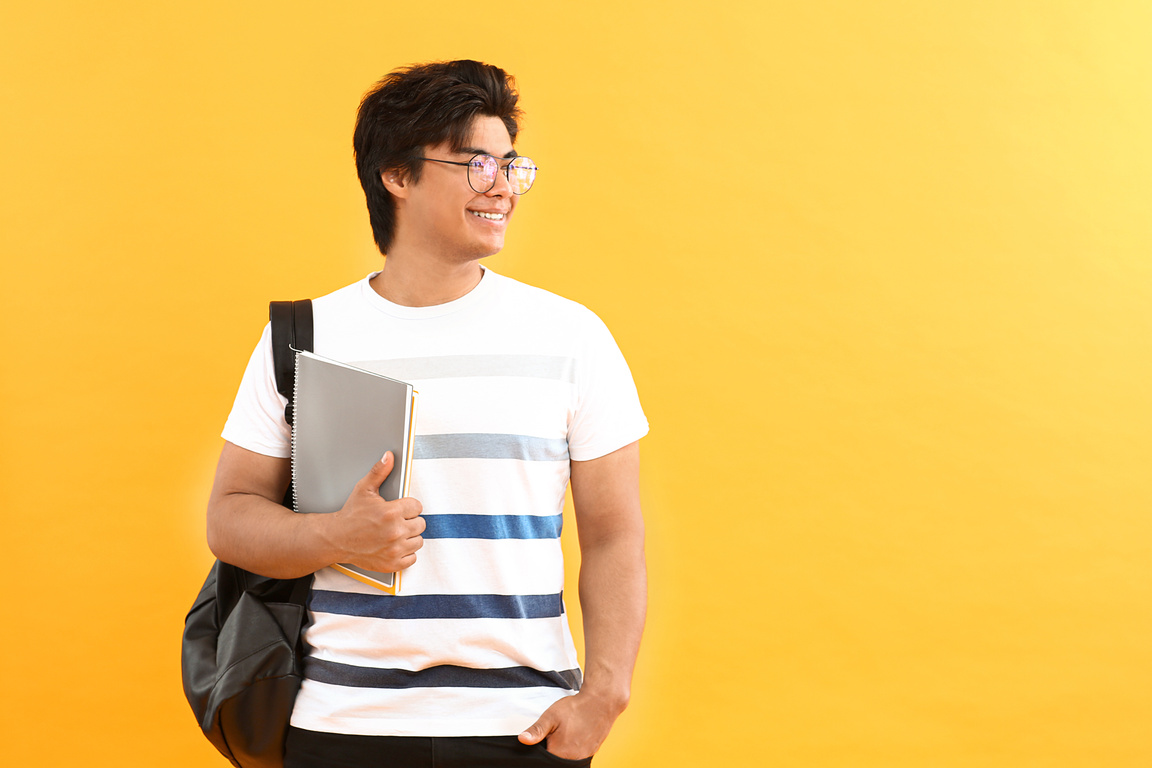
top-left (289, 347), bottom-right (303, 513)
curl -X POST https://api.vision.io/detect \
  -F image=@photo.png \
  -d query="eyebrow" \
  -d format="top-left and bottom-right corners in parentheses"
top-left (458, 146), bottom-right (519, 159)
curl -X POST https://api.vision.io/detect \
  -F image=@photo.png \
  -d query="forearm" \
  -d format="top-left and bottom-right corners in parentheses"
top-left (206, 443), bottom-right (424, 578)
top-left (207, 491), bottom-right (339, 579)
top-left (205, 442), bottom-right (343, 578)
top-left (577, 526), bottom-right (647, 711)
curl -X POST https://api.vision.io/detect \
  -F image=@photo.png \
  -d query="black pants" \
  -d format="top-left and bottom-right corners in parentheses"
top-left (284, 727), bottom-right (593, 768)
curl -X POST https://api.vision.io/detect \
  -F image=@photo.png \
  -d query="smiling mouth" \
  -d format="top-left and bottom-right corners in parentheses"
top-left (469, 211), bottom-right (505, 221)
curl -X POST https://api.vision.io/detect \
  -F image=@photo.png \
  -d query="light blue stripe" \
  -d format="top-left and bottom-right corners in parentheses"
top-left (414, 433), bottom-right (569, 462)
top-left (356, 355), bottom-right (576, 383)
top-left (422, 513), bottom-right (563, 540)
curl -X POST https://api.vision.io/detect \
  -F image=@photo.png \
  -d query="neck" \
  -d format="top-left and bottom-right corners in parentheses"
top-left (370, 250), bottom-right (485, 307)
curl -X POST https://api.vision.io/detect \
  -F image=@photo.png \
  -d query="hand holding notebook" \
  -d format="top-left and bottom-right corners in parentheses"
top-left (291, 349), bottom-right (420, 593)
top-left (326, 451), bottom-right (424, 575)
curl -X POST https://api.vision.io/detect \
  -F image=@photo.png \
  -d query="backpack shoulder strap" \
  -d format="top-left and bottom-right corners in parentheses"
top-left (269, 299), bottom-right (314, 426)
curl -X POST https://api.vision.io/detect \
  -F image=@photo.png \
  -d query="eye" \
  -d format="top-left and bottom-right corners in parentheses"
top-left (469, 155), bottom-right (499, 182)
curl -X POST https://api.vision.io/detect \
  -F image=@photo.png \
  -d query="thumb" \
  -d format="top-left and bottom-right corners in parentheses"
top-left (359, 451), bottom-right (394, 489)
top-left (518, 709), bottom-right (558, 746)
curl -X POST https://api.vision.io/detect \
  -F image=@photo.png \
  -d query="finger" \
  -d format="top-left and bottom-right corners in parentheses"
top-left (518, 710), bottom-right (558, 745)
top-left (359, 452), bottom-right (394, 489)
top-left (399, 498), bottom-right (423, 520)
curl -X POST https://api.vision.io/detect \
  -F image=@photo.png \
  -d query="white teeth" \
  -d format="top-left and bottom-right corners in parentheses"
top-left (470, 211), bottom-right (504, 220)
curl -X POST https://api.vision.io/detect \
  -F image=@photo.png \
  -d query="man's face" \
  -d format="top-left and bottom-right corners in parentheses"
top-left (393, 115), bottom-right (520, 262)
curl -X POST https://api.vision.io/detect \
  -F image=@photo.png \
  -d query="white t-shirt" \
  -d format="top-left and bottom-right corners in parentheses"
top-left (221, 268), bottom-right (648, 737)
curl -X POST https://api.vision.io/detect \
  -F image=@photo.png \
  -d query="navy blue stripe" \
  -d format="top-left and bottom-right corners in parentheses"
top-left (310, 590), bottom-right (565, 620)
top-left (422, 513), bottom-right (562, 540)
top-left (305, 659), bottom-right (582, 690)
top-left (414, 434), bottom-right (569, 462)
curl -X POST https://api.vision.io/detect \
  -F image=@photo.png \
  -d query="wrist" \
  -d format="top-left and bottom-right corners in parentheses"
top-left (301, 509), bottom-right (345, 566)
top-left (577, 675), bottom-right (631, 716)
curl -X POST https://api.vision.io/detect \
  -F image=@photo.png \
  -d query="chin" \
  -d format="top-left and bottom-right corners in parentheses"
top-left (476, 238), bottom-right (505, 258)
top-left (456, 245), bottom-right (502, 263)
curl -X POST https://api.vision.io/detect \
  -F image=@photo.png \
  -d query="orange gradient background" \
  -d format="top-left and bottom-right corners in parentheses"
top-left (2, 2), bottom-right (1149, 766)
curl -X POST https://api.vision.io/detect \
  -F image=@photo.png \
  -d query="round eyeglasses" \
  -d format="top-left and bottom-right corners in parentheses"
top-left (420, 154), bottom-right (538, 195)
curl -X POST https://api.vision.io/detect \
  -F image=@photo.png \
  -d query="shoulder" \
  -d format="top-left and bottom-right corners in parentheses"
top-left (310, 275), bottom-right (371, 312)
top-left (487, 271), bottom-right (606, 331)
top-left (308, 274), bottom-right (384, 336)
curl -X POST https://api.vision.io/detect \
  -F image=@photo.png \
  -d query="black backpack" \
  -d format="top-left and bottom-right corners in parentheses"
top-left (182, 300), bottom-right (314, 768)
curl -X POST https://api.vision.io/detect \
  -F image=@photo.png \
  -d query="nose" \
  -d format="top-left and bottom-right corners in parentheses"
top-left (486, 165), bottom-right (513, 197)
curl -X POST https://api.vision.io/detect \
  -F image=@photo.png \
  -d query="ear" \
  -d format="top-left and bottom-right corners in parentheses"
top-left (380, 168), bottom-right (411, 199)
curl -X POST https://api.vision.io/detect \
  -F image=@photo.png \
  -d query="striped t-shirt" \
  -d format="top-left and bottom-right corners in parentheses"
top-left (221, 268), bottom-right (648, 737)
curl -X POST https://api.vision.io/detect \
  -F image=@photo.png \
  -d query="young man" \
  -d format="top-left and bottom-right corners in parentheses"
top-left (207, 60), bottom-right (647, 768)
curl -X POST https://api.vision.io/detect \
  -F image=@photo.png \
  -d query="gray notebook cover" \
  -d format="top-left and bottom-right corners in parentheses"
top-left (291, 349), bottom-right (417, 590)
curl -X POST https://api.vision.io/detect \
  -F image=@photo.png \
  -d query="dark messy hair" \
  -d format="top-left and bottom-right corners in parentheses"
top-left (353, 60), bottom-right (522, 254)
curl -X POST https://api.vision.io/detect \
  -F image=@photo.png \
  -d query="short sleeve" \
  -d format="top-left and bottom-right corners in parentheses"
top-left (220, 323), bottom-right (292, 458)
top-left (566, 312), bottom-right (649, 462)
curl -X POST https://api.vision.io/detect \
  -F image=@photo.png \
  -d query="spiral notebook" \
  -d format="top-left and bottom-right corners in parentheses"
top-left (290, 349), bottom-right (418, 594)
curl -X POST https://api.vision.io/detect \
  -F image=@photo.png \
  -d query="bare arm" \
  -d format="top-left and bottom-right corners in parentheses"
top-left (519, 441), bottom-right (646, 759)
top-left (206, 441), bottom-right (425, 578)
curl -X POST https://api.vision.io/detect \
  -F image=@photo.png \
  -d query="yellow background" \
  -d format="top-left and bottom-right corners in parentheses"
top-left (2, 2), bottom-right (1149, 765)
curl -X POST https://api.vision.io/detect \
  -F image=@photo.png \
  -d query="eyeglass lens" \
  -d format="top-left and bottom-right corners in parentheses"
top-left (468, 155), bottom-right (536, 195)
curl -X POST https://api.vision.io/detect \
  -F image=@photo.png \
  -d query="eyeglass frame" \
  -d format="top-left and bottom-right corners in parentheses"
top-left (418, 154), bottom-right (539, 195)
